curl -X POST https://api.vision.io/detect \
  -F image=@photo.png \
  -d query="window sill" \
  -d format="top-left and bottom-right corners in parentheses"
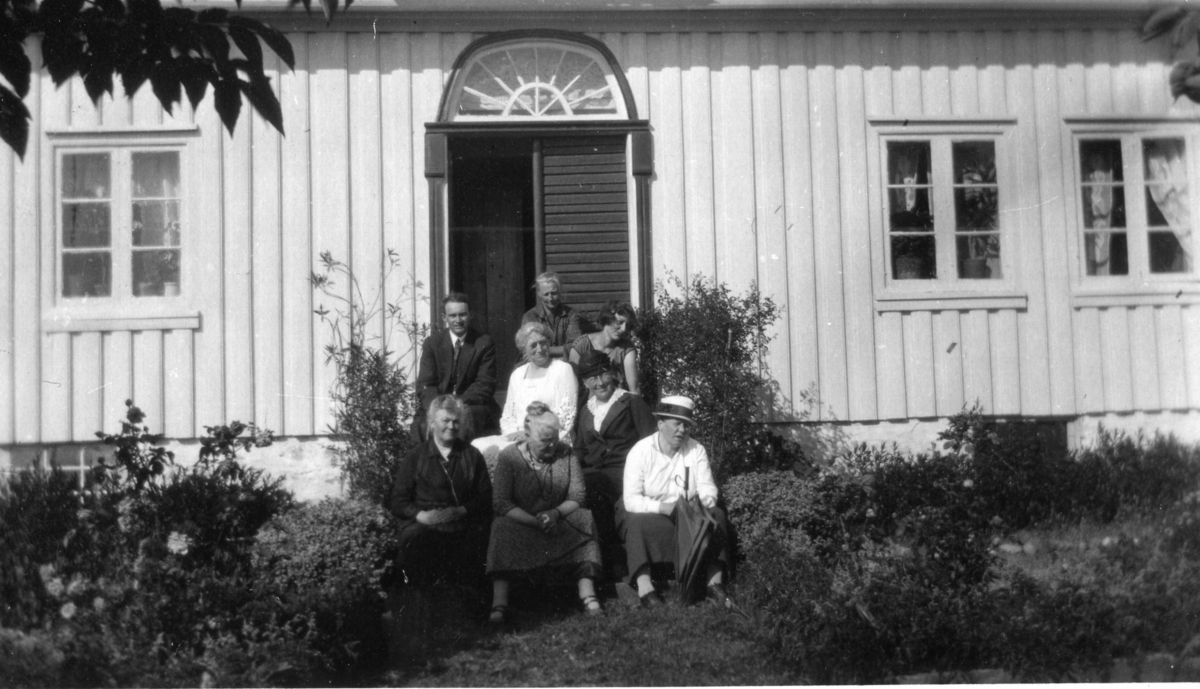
top-left (875, 290), bottom-right (1028, 312)
top-left (1071, 289), bottom-right (1200, 308)
top-left (43, 306), bottom-right (201, 332)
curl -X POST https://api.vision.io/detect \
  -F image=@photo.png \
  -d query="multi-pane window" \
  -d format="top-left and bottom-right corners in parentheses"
top-left (59, 148), bottom-right (183, 300)
top-left (1078, 136), bottom-right (1193, 277)
top-left (886, 138), bottom-right (1003, 282)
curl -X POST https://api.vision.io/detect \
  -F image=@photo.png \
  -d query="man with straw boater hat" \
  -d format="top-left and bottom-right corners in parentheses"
top-left (615, 395), bottom-right (732, 608)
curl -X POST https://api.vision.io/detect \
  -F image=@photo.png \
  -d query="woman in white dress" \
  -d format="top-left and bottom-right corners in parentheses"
top-left (473, 321), bottom-right (578, 473)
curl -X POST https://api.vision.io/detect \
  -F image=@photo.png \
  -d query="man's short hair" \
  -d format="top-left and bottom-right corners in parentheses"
top-left (442, 292), bottom-right (470, 311)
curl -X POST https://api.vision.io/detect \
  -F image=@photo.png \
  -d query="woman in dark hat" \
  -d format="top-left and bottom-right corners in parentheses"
top-left (617, 395), bottom-right (733, 608)
top-left (573, 350), bottom-right (657, 579)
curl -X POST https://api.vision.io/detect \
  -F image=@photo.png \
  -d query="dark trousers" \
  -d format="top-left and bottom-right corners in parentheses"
top-left (583, 468), bottom-right (626, 578)
top-left (615, 501), bottom-right (730, 582)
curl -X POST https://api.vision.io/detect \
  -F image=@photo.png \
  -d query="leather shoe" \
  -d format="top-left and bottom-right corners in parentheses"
top-left (706, 583), bottom-right (730, 608)
top-left (639, 591), bottom-right (666, 609)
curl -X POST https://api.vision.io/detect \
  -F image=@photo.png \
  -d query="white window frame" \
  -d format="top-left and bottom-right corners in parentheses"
top-left (1064, 118), bottom-right (1200, 308)
top-left (42, 127), bottom-right (202, 332)
top-left (867, 118), bottom-right (1026, 312)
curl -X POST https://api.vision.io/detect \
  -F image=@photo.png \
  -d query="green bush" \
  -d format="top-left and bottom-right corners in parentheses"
top-left (0, 466), bottom-right (80, 630)
top-left (636, 274), bottom-right (781, 479)
top-left (253, 498), bottom-right (398, 677)
top-left (1078, 427), bottom-right (1200, 515)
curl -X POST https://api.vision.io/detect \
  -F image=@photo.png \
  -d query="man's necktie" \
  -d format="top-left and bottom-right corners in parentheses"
top-left (453, 337), bottom-right (462, 373)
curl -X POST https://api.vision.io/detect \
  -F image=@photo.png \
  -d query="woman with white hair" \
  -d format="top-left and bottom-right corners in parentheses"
top-left (473, 320), bottom-right (579, 474)
top-left (486, 402), bottom-right (603, 623)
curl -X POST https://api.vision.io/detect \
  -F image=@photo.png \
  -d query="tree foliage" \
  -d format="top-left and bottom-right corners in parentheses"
top-left (1143, 5), bottom-right (1200, 105)
top-left (0, 0), bottom-right (354, 159)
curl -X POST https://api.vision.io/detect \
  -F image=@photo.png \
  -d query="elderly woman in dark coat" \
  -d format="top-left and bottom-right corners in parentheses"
top-left (390, 395), bottom-right (493, 588)
top-left (487, 402), bottom-right (603, 623)
top-left (573, 350), bottom-right (656, 578)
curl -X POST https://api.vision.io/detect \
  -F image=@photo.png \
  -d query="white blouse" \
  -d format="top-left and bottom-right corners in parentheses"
top-left (499, 359), bottom-right (578, 441)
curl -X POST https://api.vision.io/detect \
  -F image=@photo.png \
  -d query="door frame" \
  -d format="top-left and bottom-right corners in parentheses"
top-left (423, 30), bottom-right (653, 324)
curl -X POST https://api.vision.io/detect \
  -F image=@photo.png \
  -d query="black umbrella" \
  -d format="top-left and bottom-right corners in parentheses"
top-left (674, 469), bottom-right (718, 604)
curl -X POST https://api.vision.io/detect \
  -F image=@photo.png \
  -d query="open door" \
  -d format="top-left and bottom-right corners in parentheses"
top-left (447, 134), bottom-right (631, 384)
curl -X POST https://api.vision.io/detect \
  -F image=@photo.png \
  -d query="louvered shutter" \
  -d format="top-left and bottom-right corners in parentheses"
top-left (541, 136), bottom-right (630, 320)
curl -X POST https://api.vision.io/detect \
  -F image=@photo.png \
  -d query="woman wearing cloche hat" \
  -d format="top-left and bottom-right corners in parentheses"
top-left (615, 395), bottom-right (733, 609)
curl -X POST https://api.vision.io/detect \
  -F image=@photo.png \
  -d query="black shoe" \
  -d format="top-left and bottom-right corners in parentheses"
top-left (706, 583), bottom-right (730, 608)
top-left (639, 591), bottom-right (666, 609)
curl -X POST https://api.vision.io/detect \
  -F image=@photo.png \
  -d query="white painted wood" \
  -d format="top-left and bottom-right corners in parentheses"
top-left (0, 128), bottom-right (13, 444)
top-left (71, 332), bottom-right (102, 440)
top-left (1032, 30), bottom-right (1076, 415)
top-left (38, 52), bottom-right (68, 443)
top-left (1111, 30), bottom-right (1139, 116)
top-left (809, 32), bottom-right (849, 420)
top-left (895, 31), bottom-right (922, 116)
top-left (69, 78), bottom-right (100, 128)
top-left (865, 32), bottom-right (906, 420)
top-left (163, 329), bottom-right (194, 438)
top-left (102, 331), bottom-right (132, 435)
top-left (1010, 31), bottom-right (1052, 415)
top-left (1085, 30), bottom-right (1114, 114)
top-left (1100, 306), bottom-right (1134, 411)
top-left (649, 34), bottom-right (688, 283)
top-left (932, 312), bottom-right (965, 415)
top-left (131, 78), bottom-right (163, 128)
top-left (781, 33), bottom-right (821, 420)
top-left (716, 33), bottom-right (756, 290)
top-left (752, 32), bottom-right (792, 422)
top-left (1073, 307), bottom-right (1105, 413)
top-left (705, 33), bottom-right (727, 292)
top-left (191, 82), bottom-right (227, 434)
top-left (960, 309), bottom-right (993, 413)
top-left (223, 79), bottom-right (255, 425)
top-left (989, 309), bottom-right (1021, 415)
top-left (252, 53), bottom-right (284, 433)
top-left (1183, 306), bottom-right (1200, 409)
top-left (1129, 305), bottom-right (1161, 410)
top-left (979, 31), bottom-right (1007, 115)
top-left (624, 33), bottom-right (651, 124)
top-left (951, 32), bottom-right (980, 116)
top-left (1156, 305), bottom-right (1188, 410)
top-left (836, 32), bottom-right (878, 421)
top-left (379, 33), bottom-right (420, 380)
top-left (105, 83), bottom-right (132, 128)
top-left (133, 331), bottom-right (164, 433)
top-left (350, 33), bottom-right (386, 359)
top-left (411, 33), bottom-right (443, 321)
top-left (903, 311), bottom-right (936, 418)
top-left (280, 33), bottom-right (315, 436)
top-left (310, 32), bottom-right (351, 435)
top-left (923, 32), bottom-right (951, 117)
top-left (682, 32), bottom-right (716, 278)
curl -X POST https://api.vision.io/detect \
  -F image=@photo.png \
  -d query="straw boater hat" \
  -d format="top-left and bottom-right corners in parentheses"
top-left (653, 395), bottom-right (696, 424)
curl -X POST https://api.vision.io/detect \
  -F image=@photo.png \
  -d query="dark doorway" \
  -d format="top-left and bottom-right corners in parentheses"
top-left (449, 137), bottom-right (536, 385)
top-left (447, 134), bottom-right (632, 388)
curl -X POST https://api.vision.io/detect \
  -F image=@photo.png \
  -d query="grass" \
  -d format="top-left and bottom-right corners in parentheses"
top-left (380, 584), bottom-right (800, 687)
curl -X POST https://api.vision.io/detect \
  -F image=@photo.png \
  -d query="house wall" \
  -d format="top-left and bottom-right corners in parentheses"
top-left (2, 21), bottom-right (1198, 483)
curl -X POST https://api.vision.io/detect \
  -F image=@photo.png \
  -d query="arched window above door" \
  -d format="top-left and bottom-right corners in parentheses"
top-left (439, 32), bottom-right (636, 122)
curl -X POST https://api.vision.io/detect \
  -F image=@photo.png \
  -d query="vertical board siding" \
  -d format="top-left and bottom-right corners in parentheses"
top-left (251, 53), bottom-right (285, 433)
top-left (280, 33), bottom-right (315, 437)
top-left (9, 26), bottom-right (1200, 458)
top-left (751, 33), bottom-right (793, 421)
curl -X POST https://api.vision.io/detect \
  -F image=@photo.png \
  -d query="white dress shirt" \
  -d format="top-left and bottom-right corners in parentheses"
top-left (622, 433), bottom-right (718, 513)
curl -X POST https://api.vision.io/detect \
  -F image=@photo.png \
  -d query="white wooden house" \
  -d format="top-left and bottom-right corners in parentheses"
top-left (2, 0), bottom-right (1198, 499)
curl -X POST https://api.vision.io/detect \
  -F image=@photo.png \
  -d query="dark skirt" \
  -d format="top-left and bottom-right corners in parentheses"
top-left (394, 519), bottom-right (489, 588)
top-left (615, 501), bottom-right (730, 581)
top-left (584, 468), bottom-right (626, 577)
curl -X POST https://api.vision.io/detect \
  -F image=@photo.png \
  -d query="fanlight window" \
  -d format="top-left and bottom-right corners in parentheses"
top-left (449, 41), bottom-right (627, 120)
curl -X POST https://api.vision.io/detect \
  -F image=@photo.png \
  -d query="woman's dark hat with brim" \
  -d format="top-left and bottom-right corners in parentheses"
top-left (578, 350), bottom-right (614, 380)
top-left (653, 395), bottom-right (696, 424)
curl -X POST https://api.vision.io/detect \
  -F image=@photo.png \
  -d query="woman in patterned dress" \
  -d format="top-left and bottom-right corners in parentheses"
top-left (486, 402), bottom-right (603, 623)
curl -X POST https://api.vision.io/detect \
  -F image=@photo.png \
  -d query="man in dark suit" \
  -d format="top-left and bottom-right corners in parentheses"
top-left (412, 293), bottom-right (500, 442)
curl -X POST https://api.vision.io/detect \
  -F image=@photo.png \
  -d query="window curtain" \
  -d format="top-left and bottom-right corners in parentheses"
top-left (1144, 139), bottom-right (1192, 268)
top-left (1085, 158), bottom-right (1114, 275)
